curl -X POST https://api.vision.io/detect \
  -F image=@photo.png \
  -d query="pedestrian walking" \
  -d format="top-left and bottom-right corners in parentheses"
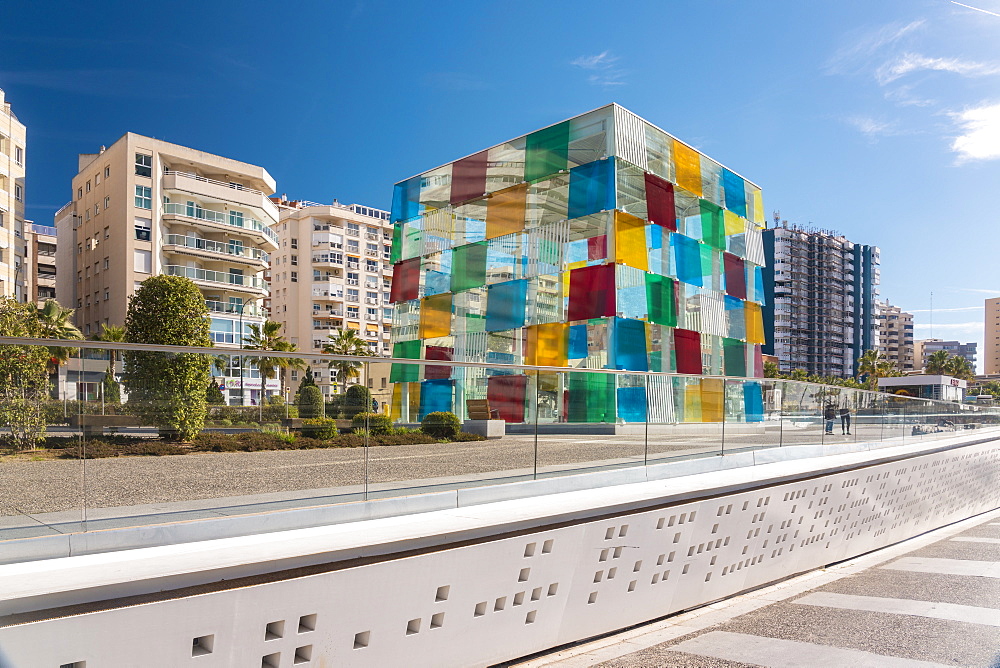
top-left (839, 406), bottom-right (851, 435)
top-left (824, 404), bottom-right (836, 435)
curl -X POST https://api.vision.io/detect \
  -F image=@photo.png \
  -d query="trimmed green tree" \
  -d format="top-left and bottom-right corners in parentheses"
top-left (298, 385), bottom-right (325, 419)
top-left (295, 366), bottom-right (317, 403)
top-left (0, 297), bottom-right (50, 450)
top-left (122, 275), bottom-right (212, 440)
top-left (206, 381), bottom-right (226, 405)
top-left (342, 384), bottom-right (372, 419)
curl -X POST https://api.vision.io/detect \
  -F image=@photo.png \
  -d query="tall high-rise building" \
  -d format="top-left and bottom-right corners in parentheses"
top-left (0, 88), bottom-right (27, 301)
top-left (388, 104), bottom-right (768, 424)
top-left (55, 133), bottom-right (278, 404)
top-left (914, 339), bottom-right (977, 370)
top-left (761, 223), bottom-right (880, 378)
top-left (269, 197), bottom-right (394, 406)
top-left (876, 299), bottom-right (914, 372)
top-left (987, 298), bottom-right (1000, 375)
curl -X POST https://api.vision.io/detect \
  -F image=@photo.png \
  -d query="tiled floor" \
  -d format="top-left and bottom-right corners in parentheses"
top-left (513, 508), bottom-right (1000, 668)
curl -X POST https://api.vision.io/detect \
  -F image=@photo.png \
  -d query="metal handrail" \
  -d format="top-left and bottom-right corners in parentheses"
top-left (163, 170), bottom-right (264, 196)
top-left (164, 265), bottom-right (268, 291)
top-left (164, 234), bottom-right (269, 262)
top-left (162, 202), bottom-right (278, 244)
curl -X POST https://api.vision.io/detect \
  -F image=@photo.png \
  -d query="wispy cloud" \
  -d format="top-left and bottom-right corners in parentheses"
top-left (570, 51), bottom-right (626, 87)
top-left (824, 20), bottom-right (925, 76)
top-left (876, 53), bottom-right (1000, 84)
top-left (950, 102), bottom-right (1000, 162)
top-left (951, 1), bottom-right (1000, 18)
top-left (843, 115), bottom-right (901, 140)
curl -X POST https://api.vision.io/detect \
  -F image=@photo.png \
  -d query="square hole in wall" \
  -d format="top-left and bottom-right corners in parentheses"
top-left (436, 585), bottom-right (450, 602)
top-left (262, 653), bottom-right (280, 668)
top-left (192, 634), bottom-right (214, 657)
top-left (513, 591), bottom-right (525, 606)
top-left (293, 645), bottom-right (313, 665)
top-left (594, 571), bottom-right (603, 583)
top-left (605, 527), bottom-right (615, 540)
top-left (547, 583), bottom-right (559, 597)
top-left (265, 621), bottom-right (284, 641)
top-left (354, 631), bottom-right (370, 649)
top-left (474, 602), bottom-right (487, 617)
top-left (542, 539), bottom-right (554, 553)
top-left (298, 614), bottom-right (317, 634)
top-left (531, 587), bottom-right (542, 601)
top-left (618, 525), bottom-right (629, 537)
top-left (430, 612), bottom-right (445, 629)
top-left (406, 618), bottom-right (421, 635)
top-left (519, 568), bottom-right (531, 582)
top-left (608, 567), bottom-right (617, 579)
top-left (495, 596), bottom-right (507, 612)
top-left (628, 580), bottom-right (637, 592)
top-left (525, 610), bottom-right (537, 624)
top-left (524, 542), bottom-right (536, 557)
top-left (588, 592), bottom-right (598, 604)
top-left (633, 560), bottom-right (642, 572)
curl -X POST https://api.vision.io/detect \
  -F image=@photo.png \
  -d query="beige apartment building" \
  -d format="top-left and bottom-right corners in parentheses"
top-left (875, 299), bottom-right (914, 372)
top-left (986, 297), bottom-right (1000, 375)
top-left (55, 133), bottom-right (279, 404)
top-left (0, 88), bottom-right (27, 301)
top-left (24, 222), bottom-right (57, 304)
top-left (270, 197), bottom-right (394, 407)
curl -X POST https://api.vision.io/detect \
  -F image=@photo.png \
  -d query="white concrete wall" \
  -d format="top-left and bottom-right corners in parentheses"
top-left (1, 436), bottom-right (998, 668)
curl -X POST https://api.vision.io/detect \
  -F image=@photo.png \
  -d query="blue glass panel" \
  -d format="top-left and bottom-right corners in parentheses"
top-left (672, 233), bottom-right (704, 287)
top-left (744, 381), bottom-right (764, 423)
top-left (722, 169), bottom-right (748, 218)
top-left (613, 317), bottom-right (649, 371)
top-left (617, 386), bottom-right (647, 423)
top-left (391, 176), bottom-right (421, 223)
top-left (568, 158), bottom-right (616, 219)
top-left (754, 267), bottom-right (765, 306)
top-left (424, 270), bottom-right (450, 296)
top-left (568, 324), bottom-right (588, 359)
top-left (419, 379), bottom-right (454, 419)
top-left (485, 279), bottom-right (528, 331)
top-left (647, 225), bottom-right (668, 275)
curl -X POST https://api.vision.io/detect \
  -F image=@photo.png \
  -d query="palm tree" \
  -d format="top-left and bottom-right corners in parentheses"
top-left (856, 349), bottom-right (894, 390)
top-left (35, 299), bottom-right (83, 371)
top-left (272, 339), bottom-right (305, 400)
top-left (242, 320), bottom-right (296, 400)
top-left (924, 350), bottom-right (952, 375)
top-left (322, 329), bottom-right (372, 394)
top-left (945, 355), bottom-right (975, 381)
top-left (93, 323), bottom-right (126, 403)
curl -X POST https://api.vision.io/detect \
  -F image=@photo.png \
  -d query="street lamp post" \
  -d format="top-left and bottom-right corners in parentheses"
top-left (237, 296), bottom-right (261, 407)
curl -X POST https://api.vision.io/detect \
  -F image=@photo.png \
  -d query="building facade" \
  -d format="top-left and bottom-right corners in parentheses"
top-left (0, 88), bottom-right (27, 301)
top-left (761, 223), bottom-right (880, 378)
top-left (875, 299), bottom-right (914, 372)
top-left (986, 297), bottom-right (1000, 375)
top-left (269, 197), bottom-right (394, 406)
top-left (55, 133), bottom-right (279, 404)
top-left (388, 104), bottom-right (767, 424)
top-left (24, 222), bottom-right (57, 305)
top-left (914, 338), bottom-right (977, 371)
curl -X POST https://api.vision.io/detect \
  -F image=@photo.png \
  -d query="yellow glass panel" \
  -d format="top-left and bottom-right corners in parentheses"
top-left (486, 183), bottom-right (528, 239)
top-left (751, 188), bottom-right (764, 227)
top-left (673, 141), bottom-right (703, 197)
top-left (745, 302), bottom-right (765, 344)
top-left (408, 382), bottom-right (421, 421)
top-left (700, 378), bottom-right (725, 422)
top-left (724, 210), bottom-right (745, 236)
top-left (527, 323), bottom-right (567, 367)
top-left (683, 381), bottom-right (702, 422)
top-left (390, 382), bottom-right (421, 422)
top-left (613, 211), bottom-right (649, 271)
top-left (563, 261), bottom-right (586, 294)
top-left (419, 292), bottom-right (452, 339)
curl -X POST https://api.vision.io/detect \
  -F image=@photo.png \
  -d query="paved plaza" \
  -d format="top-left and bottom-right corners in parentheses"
top-left (513, 509), bottom-right (1000, 668)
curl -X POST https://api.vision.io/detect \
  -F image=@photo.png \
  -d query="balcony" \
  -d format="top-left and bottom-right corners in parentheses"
top-left (206, 299), bottom-right (264, 318)
top-left (312, 253), bottom-right (343, 266)
top-left (161, 202), bottom-right (278, 250)
top-left (164, 234), bottom-right (269, 267)
top-left (165, 265), bottom-right (268, 295)
top-left (161, 170), bottom-right (278, 222)
top-left (312, 288), bottom-right (344, 300)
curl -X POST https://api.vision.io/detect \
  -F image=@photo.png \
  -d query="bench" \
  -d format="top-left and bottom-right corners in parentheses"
top-left (465, 399), bottom-right (504, 439)
top-left (466, 399), bottom-right (499, 420)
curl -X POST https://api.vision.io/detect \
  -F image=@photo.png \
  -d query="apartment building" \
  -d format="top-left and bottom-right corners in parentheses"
top-left (762, 222), bottom-right (880, 378)
top-left (914, 338), bottom-right (977, 371)
top-left (0, 88), bottom-right (27, 301)
top-left (875, 299), bottom-right (914, 372)
top-left (55, 133), bottom-right (279, 404)
top-left (270, 197), bottom-right (394, 406)
top-left (987, 298), bottom-right (1000, 375)
top-left (24, 222), bottom-right (57, 304)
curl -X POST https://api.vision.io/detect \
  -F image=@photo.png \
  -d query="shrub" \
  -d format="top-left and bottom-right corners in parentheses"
top-left (421, 411), bottom-right (461, 439)
top-left (300, 417), bottom-right (338, 439)
top-left (354, 428), bottom-right (370, 439)
top-left (298, 385), bottom-right (325, 419)
top-left (205, 381), bottom-right (226, 405)
top-left (267, 394), bottom-right (285, 406)
top-left (373, 432), bottom-right (438, 446)
top-left (342, 384), bottom-right (372, 419)
top-left (452, 431), bottom-right (487, 442)
top-left (352, 412), bottom-right (393, 435)
top-left (62, 438), bottom-right (187, 458)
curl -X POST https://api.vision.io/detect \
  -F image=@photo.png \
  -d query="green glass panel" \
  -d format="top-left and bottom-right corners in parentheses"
top-left (699, 244), bottom-right (715, 284)
top-left (723, 338), bottom-right (746, 377)
top-left (390, 225), bottom-right (402, 264)
top-left (390, 339), bottom-right (421, 383)
top-left (524, 121), bottom-right (570, 182)
top-left (645, 274), bottom-right (677, 327)
top-left (699, 200), bottom-right (725, 250)
top-left (568, 372), bottom-right (616, 423)
top-left (451, 241), bottom-right (488, 292)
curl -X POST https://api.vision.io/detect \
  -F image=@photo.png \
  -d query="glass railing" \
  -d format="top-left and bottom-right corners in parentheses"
top-left (1, 336), bottom-right (996, 556)
top-left (162, 202), bottom-right (278, 245)
top-left (164, 234), bottom-right (269, 262)
top-left (205, 299), bottom-right (264, 317)
top-left (164, 265), bottom-right (268, 291)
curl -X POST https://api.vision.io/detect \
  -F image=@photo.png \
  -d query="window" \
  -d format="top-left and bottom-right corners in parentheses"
top-left (104, 166), bottom-right (110, 178)
top-left (94, 204), bottom-right (99, 216)
top-left (135, 153), bottom-right (152, 177)
top-left (86, 181), bottom-right (91, 193)
top-left (14, 184), bottom-right (22, 202)
top-left (104, 290), bottom-right (110, 301)
top-left (104, 226), bottom-right (109, 239)
top-left (291, 238), bottom-right (298, 249)
top-left (78, 187), bottom-right (83, 199)
top-left (291, 271), bottom-right (298, 283)
top-left (104, 196), bottom-right (110, 209)
top-left (134, 217), bottom-right (152, 240)
top-left (103, 257), bottom-right (109, 270)
top-left (77, 244), bottom-right (82, 255)
top-left (14, 146), bottom-right (23, 166)
top-left (95, 172), bottom-right (100, 185)
top-left (134, 185), bottom-right (151, 209)
top-left (347, 288), bottom-right (359, 300)
top-left (133, 249), bottom-right (152, 273)
top-left (85, 209), bottom-right (90, 221)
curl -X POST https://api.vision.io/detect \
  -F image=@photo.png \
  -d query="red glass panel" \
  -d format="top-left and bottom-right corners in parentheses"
top-left (425, 345), bottom-right (453, 379)
top-left (568, 263), bottom-right (616, 321)
top-left (674, 328), bottom-right (703, 374)
top-left (450, 150), bottom-right (489, 205)
top-left (487, 374), bottom-right (527, 423)
top-left (723, 252), bottom-right (747, 300)
top-left (389, 257), bottom-right (420, 302)
top-left (587, 234), bottom-right (607, 261)
top-left (645, 173), bottom-right (676, 230)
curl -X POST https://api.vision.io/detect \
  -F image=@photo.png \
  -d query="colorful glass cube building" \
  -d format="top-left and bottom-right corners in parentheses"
top-left (388, 104), bottom-right (767, 424)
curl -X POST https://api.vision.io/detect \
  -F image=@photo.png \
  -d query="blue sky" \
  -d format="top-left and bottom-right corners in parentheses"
top-left (4, 0), bottom-right (999, 368)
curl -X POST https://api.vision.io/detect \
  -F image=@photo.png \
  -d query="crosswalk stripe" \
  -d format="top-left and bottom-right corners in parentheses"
top-left (668, 630), bottom-right (952, 668)
top-left (950, 536), bottom-right (1000, 545)
top-left (883, 557), bottom-right (1000, 578)
top-left (793, 591), bottom-right (1000, 626)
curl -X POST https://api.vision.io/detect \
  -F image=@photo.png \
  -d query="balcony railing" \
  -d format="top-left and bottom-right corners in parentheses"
top-left (164, 235), bottom-right (269, 263)
top-left (205, 299), bottom-right (264, 318)
top-left (165, 265), bottom-right (268, 292)
top-left (162, 202), bottom-right (278, 245)
top-left (162, 170), bottom-right (264, 196)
